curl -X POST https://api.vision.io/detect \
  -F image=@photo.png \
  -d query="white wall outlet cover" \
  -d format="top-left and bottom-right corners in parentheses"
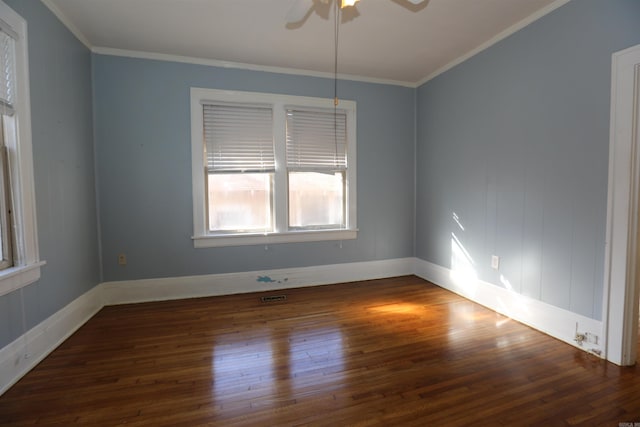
top-left (491, 255), bottom-right (500, 270)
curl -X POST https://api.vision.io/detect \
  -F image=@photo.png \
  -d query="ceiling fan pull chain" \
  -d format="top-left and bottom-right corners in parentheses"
top-left (334, 0), bottom-right (340, 106)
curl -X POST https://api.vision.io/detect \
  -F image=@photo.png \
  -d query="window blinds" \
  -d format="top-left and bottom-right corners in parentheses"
top-left (0, 27), bottom-right (15, 116)
top-left (203, 103), bottom-right (274, 173)
top-left (286, 109), bottom-right (347, 171)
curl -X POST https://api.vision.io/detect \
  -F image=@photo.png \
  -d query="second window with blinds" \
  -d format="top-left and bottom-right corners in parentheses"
top-left (191, 88), bottom-right (357, 248)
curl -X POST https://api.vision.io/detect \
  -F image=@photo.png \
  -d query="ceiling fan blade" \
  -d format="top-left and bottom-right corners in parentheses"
top-left (286, 0), bottom-right (315, 24)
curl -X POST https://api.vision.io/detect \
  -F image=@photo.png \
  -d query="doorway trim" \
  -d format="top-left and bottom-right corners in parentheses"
top-left (603, 44), bottom-right (640, 366)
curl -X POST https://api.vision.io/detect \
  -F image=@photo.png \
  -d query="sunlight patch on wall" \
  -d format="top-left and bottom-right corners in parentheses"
top-left (450, 231), bottom-right (478, 297)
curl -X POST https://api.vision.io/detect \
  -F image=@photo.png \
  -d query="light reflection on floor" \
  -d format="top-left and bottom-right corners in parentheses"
top-left (211, 326), bottom-right (346, 407)
top-left (368, 303), bottom-right (426, 315)
top-left (212, 334), bottom-right (275, 403)
top-left (289, 328), bottom-right (345, 392)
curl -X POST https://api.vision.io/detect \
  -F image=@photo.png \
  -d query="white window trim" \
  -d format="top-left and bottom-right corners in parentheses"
top-left (191, 87), bottom-right (357, 248)
top-left (0, 1), bottom-right (44, 297)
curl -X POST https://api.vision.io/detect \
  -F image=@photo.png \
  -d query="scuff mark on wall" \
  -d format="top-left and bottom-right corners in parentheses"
top-left (257, 276), bottom-right (289, 284)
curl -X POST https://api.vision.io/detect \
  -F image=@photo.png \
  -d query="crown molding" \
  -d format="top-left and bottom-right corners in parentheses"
top-left (92, 47), bottom-right (417, 88)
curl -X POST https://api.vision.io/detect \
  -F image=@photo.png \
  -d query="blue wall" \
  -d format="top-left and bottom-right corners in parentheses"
top-left (92, 56), bottom-right (416, 281)
top-left (415, 0), bottom-right (640, 320)
top-left (0, 0), bottom-right (99, 348)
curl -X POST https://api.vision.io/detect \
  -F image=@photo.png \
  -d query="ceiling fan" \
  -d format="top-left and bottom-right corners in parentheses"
top-left (286, 0), bottom-right (427, 25)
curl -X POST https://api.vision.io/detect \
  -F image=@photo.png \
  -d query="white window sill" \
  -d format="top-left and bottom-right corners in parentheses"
top-left (193, 229), bottom-right (358, 248)
top-left (0, 261), bottom-right (46, 297)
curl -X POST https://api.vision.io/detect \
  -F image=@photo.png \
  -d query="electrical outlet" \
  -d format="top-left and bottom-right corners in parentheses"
top-left (491, 255), bottom-right (500, 270)
top-left (118, 253), bottom-right (127, 265)
top-left (585, 332), bottom-right (599, 345)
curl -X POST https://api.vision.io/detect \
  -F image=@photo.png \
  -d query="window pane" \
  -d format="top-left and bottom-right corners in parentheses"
top-left (204, 104), bottom-right (274, 173)
top-left (208, 173), bottom-right (272, 232)
top-left (289, 171), bottom-right (344, 229)
top-left (0, 29), bottom-right (15, 115)
top-left (0, 116), bottom-right (11, 269)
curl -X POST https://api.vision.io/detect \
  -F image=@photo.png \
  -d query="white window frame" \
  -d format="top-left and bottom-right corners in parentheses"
top-left (191, 88), bottom-right (357, 248)
top-left (0, 1), bottom-right (44, 297)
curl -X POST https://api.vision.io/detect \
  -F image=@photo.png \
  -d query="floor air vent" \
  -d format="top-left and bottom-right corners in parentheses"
top-left (261, 295), bottom-right (287, 303)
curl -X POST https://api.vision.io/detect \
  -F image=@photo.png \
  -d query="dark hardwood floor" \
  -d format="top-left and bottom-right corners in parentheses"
top-left (0, 276), bottom-right (638, 426)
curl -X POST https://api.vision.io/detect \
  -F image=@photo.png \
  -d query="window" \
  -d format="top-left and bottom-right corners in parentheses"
top-left (0, 2), bottom-right (43, 297)
top-left (204, 103), bottom-right (274, 233)
top-left (286, 108), bottom-right (347, 230)
top-left (191, 88), bottom-right (357, 247)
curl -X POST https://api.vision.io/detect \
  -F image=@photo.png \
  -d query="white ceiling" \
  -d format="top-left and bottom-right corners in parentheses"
top-left (43, 0), bottom-right (565, 86)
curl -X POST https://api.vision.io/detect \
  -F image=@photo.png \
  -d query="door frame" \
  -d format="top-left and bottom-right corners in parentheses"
top-left (603, 44), bottom-right (640, 366)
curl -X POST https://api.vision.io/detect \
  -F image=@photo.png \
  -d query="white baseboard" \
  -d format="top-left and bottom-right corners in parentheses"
top-left (1, 256), bottom-right (607, 397)
top-left (102, 257), bottom-right (416, 305)
top-left (414, 259), bottom-right (604, 356)
top-left (0, 284), bottom-right (103, 395)
top-left (0, 257), bottom-right (414, 396)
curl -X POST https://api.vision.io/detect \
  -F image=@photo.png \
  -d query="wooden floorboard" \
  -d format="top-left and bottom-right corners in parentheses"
top-left (0, 276), bottom-right (638, 426)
